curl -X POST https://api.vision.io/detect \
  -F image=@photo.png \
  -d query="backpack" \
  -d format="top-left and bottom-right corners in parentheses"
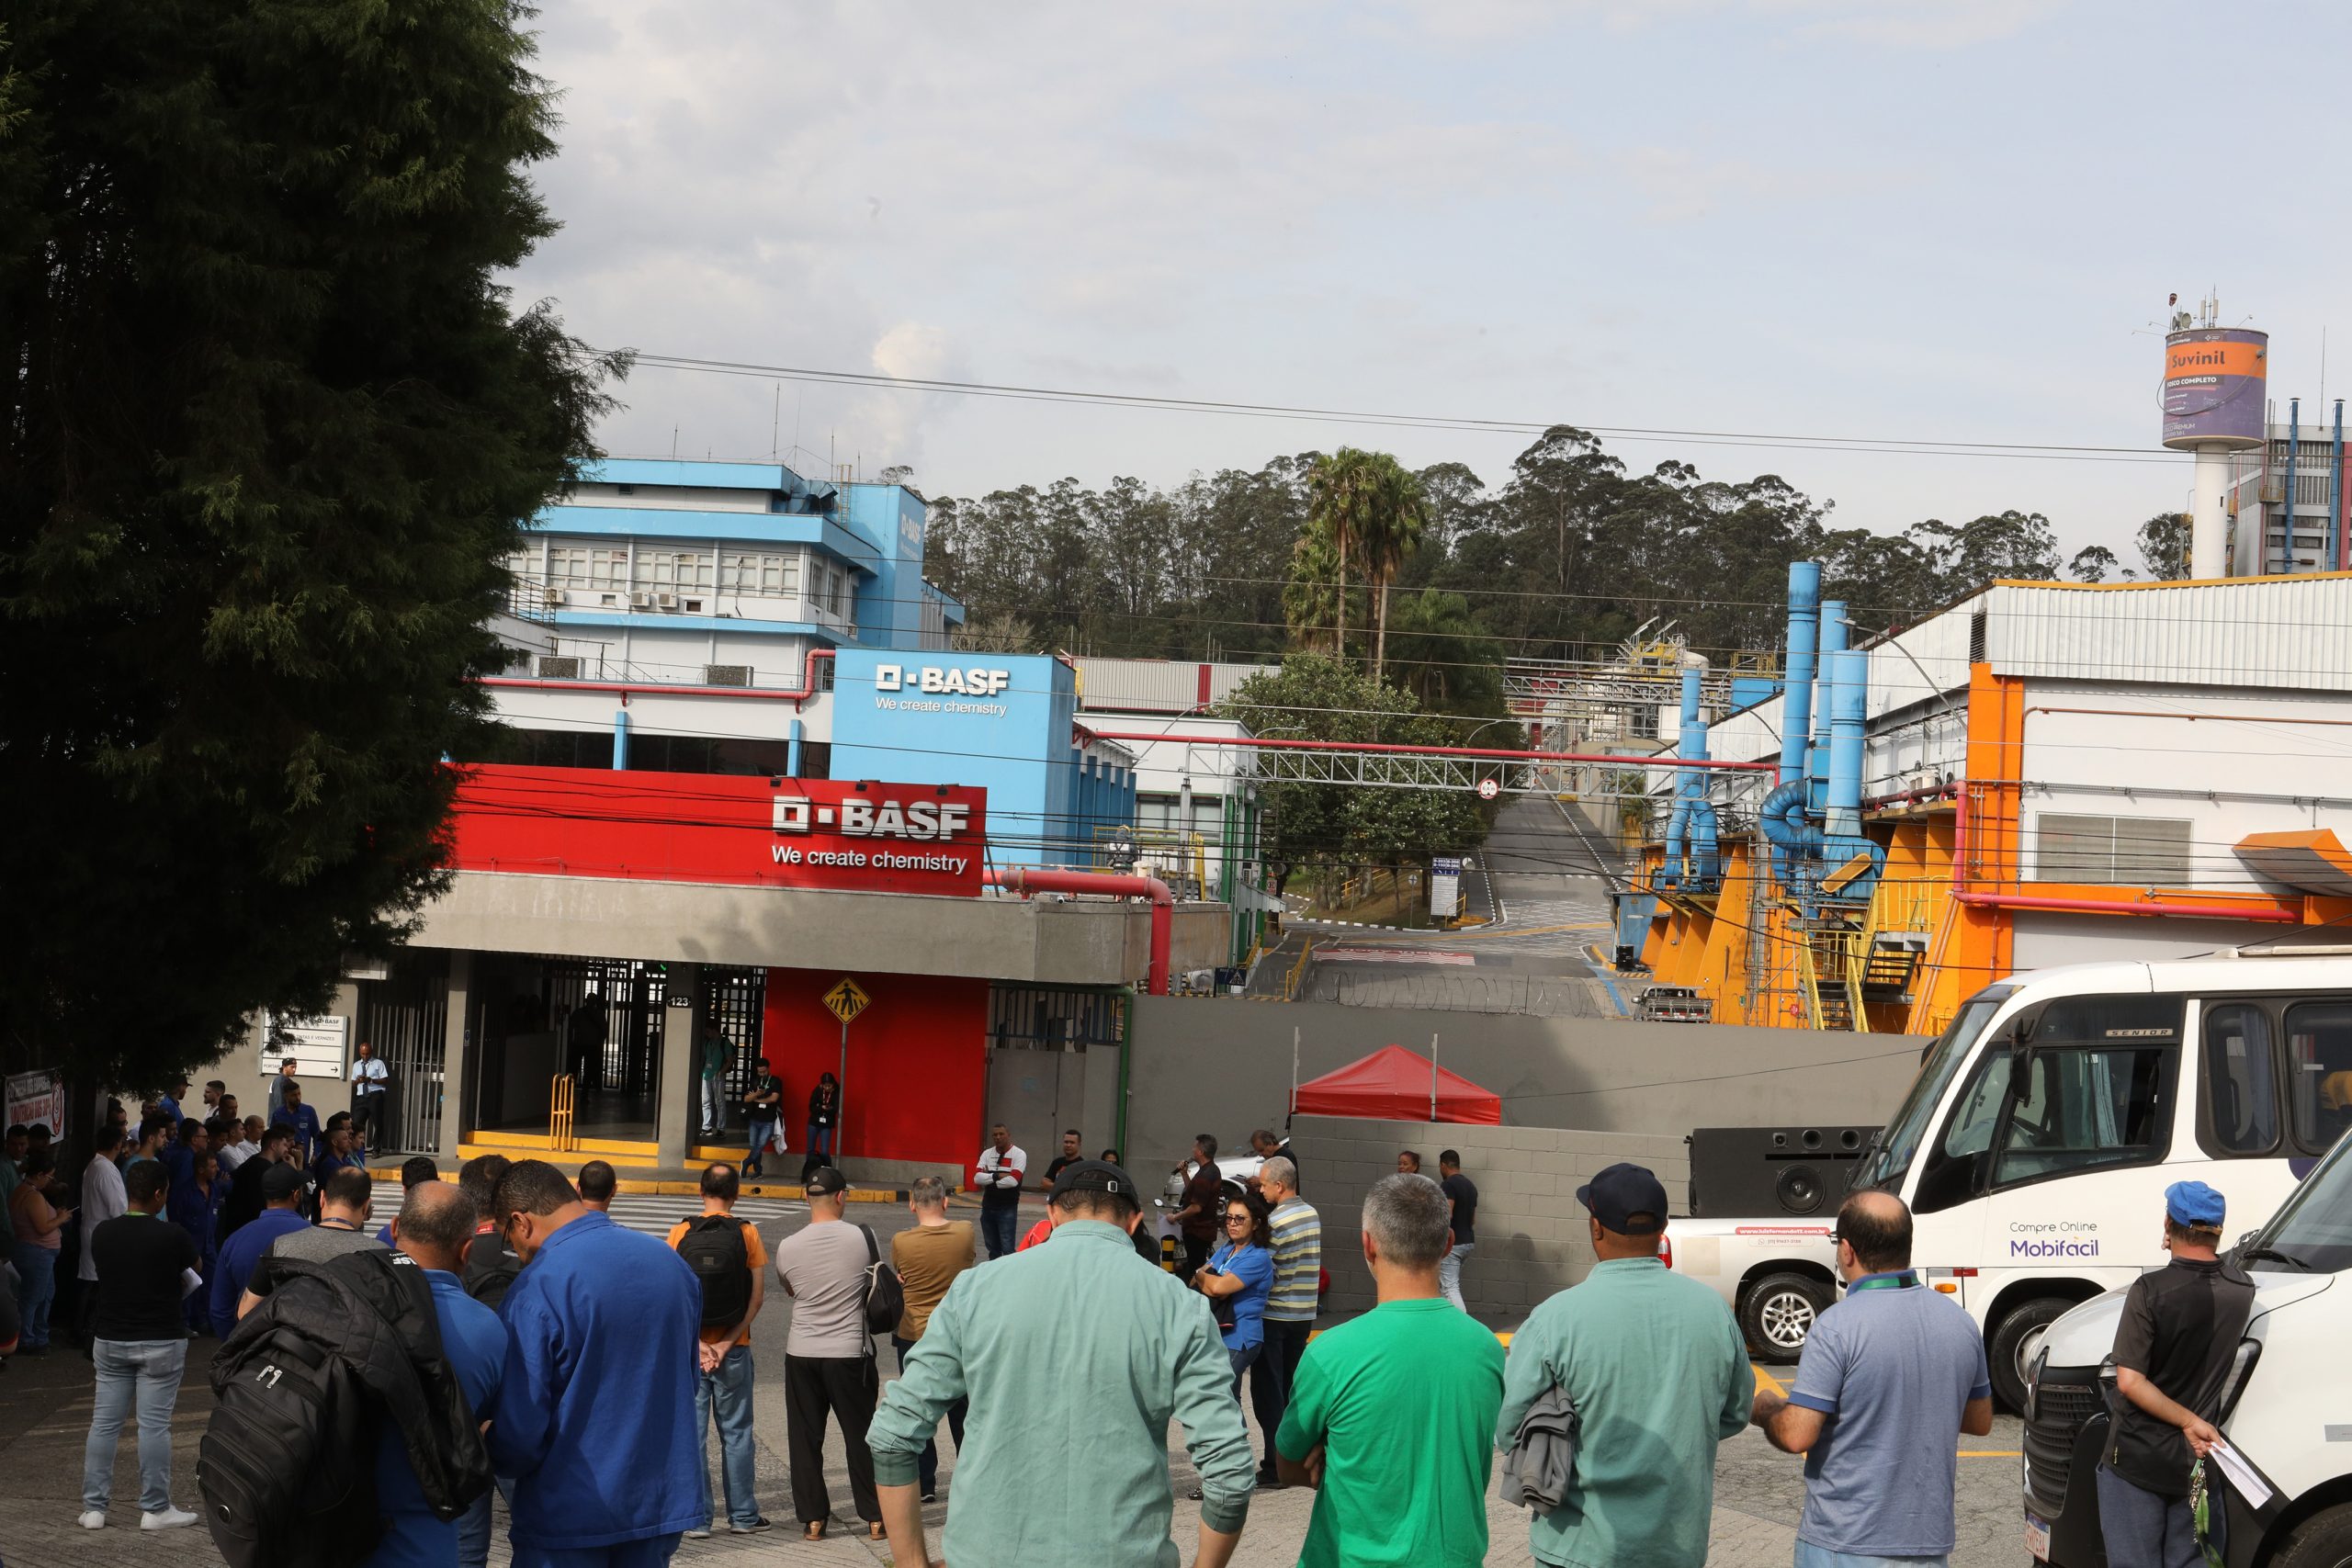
top-left (461, 1230), bottom-right (520, 1312)
top-left (678, 1215), bottom-right (753, 1330)
top-left (859, 1224), bottom-right (904, 1336)
top-left (198, 1249), bottom-right (490, 1568)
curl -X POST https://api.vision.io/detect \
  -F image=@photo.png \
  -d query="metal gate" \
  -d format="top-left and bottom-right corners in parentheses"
top-left (357, 961), bottom-right (449, 1155)
top-left (706, 967), bottom-right (768, 1104)
top-left (988, 986), bottom-right (1125, 1050)
top-left (537, 958), bottom-right (667, 1099)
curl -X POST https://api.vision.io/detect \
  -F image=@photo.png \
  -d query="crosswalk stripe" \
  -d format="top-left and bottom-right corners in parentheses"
top-left (368, 1182), bottom-right (805, 1236)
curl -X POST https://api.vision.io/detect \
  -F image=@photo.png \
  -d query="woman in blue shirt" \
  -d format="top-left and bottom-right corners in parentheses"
top-left (1193, 1191), bottom-right (1274, 1388)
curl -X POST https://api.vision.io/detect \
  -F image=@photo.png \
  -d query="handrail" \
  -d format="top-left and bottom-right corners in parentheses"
top-left (549, 1073), bottom-right (577, 1153)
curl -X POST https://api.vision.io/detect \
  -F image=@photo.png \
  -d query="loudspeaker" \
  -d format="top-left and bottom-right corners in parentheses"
top-left (1687, 1125), bottom-right (1879, 1218)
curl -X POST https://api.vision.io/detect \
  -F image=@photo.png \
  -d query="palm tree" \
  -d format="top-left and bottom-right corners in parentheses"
top-left (1357, 459), bottom-right (1429, 683)
top-left (1306, 448), bottom-right (1426, 675)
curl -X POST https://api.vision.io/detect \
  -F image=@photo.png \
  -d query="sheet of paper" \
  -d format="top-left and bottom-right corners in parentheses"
top-left (2210, 1440), bottom-right (2273, 1510)
top-left (181, 1267), bottom-right (204, 1300)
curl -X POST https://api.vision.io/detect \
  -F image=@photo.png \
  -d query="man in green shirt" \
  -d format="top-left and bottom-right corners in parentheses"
top-left (868, 1159), bottom-right (1254, 1568)
top-left (1277, 1171), bottom-right (1503, 1568)
top-left (696, 1026), bottom-right (730, 1143)
top-left (1497, 1162), bottom-right (1752, 1568)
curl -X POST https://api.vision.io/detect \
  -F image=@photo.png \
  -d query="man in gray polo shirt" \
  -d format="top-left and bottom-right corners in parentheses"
top-left (1750, 1189), bottom-right (1993, 1567)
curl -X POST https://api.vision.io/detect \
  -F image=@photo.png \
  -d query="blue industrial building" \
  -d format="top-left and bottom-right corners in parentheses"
top-left (830, 649), bottom-right (1138, 867)
top-left (486, 457), bottom-right (1140, 871)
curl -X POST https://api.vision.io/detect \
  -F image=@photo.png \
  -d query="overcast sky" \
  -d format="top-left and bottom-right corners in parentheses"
top-left (510, 2), bottom-right (2352, 561)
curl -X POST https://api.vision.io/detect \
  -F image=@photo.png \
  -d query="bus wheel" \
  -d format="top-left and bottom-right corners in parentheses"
top-left (1741, 1272), bottom-right (1829, 1363)
top-left (1989, 1298), bottom-right (2071, 1413)
top-left (2273, 1504), bottom-right (2352, 1568)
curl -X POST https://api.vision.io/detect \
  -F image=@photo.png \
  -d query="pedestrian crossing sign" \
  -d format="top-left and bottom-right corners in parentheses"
top-left (821, 977), bottom-right (871, 1025)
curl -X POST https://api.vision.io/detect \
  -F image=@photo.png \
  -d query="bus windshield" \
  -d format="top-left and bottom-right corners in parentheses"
top-left (2249, 1130), bottom-right (2352, 1273)
top-left (1853, 986), bottom-right (2014, 1192)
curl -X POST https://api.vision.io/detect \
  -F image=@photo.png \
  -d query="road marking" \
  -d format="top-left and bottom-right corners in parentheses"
top-left (1750, 1363), bottom-right (1788, 1397)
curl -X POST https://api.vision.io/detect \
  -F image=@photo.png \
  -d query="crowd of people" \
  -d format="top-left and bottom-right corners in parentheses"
top-left (8, 1087), bottom-right (2264, 1568)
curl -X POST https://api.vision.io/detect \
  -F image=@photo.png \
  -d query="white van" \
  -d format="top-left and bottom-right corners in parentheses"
top-left (2022, 1124), bottom-right (2350, 1566)
top-left (1667, 950), bottom-right (2352, 1408)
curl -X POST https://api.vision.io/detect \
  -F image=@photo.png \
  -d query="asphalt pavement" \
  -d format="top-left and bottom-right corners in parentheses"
top-left (2, 1189), bottom-right (2034, 1568)
top-left (1293, 794), bottom-right (1630, 1016)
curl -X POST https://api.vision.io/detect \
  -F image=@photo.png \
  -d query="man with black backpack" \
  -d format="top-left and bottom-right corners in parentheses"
top-left (666, 1163), bottom-right (771, 1538)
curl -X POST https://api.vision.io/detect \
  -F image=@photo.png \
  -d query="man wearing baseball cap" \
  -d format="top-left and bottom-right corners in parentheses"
top-left (1497, 1162), bottom-right (1752, 1568)
top-left (868, 1158), bottom-right (1255, 1568)
top-left (2098, 1179), bottom-right (2255, 1568)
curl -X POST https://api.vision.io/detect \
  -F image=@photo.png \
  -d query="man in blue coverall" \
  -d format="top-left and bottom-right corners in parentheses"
top-left (487, 1158), bottom-right (705, 1568)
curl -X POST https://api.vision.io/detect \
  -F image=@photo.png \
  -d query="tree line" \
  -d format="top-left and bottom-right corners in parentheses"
top-left (922, 425), bottom-right (2191, 716)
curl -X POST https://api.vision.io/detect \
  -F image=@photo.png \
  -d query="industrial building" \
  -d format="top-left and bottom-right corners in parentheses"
top-left (199, 458), bottom-right (1275, 1188)
top-left (1621, 563), bottom-right (2352, 1037)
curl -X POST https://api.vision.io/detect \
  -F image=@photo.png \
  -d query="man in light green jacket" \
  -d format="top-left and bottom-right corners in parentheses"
top-left (1497, 1162), bottom-right (1753, 1568)
top-left (869, 1158), bottom-right (1254, 1568)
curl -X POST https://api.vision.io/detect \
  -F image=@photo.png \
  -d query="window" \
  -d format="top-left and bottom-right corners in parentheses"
top-left (548, 545), bottom-right (628, 591)
top-left (453, 727), bottom-right (613, 770)
top-left (2286, 999), bottom-right (2352, 1154)
top-left (639, 551), bottom-right (712, 592)
top-left (1909, 991), bottom-right (2180, 1210)
top-left (1858, 986), bottom-right (2013, 1195)
top-left (2035, 812), bottom-right (2193, 886)
top-left (1990, 1045), bottom-right (2173, 1188)
top-left (624, 736), bottom-right (794, 776)
top-left (720, 551), bottom-right (798, 597)
top-left (2202, 1004), bottom-right (2280, 1156)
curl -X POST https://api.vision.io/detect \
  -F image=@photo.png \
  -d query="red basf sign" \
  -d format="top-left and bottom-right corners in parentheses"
top-left (447, 765), bottom-right (987, 897)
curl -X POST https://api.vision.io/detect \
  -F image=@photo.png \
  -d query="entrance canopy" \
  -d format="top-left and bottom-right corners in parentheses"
top-left (1293, 1044), bottom-right (1502, 1124)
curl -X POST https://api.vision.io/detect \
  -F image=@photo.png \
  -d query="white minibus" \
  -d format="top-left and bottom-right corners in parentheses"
top-left (1668, 949), bottom-right (2352, 1410)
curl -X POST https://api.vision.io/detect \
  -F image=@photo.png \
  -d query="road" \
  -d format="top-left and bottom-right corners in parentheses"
top-left (1289, 792), bottom-right (1630, 1014)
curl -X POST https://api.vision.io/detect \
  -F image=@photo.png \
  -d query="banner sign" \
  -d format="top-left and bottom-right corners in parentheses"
top-left (5, 1068), bottom-right (63, 1137)
top-left (1430, 855), bottom-right (1463, 919)
top-left (450, 766), bottom-right (988, 897)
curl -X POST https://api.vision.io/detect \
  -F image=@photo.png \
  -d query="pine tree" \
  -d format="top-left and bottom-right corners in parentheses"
top-left (0, 0), bottom-right (622, 1089)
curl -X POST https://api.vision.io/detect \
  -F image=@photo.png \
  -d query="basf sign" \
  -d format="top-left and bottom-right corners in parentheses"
top-left (449, 765), bottom-right (987, 896)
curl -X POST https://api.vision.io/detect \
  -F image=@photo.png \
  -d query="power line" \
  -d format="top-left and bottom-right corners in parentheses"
top-left (614, 350), bottom-right (2200, 468)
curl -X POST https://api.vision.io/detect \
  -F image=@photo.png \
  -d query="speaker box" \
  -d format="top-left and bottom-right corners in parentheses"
top-left (1687, 1125), bottom-right (1879, 1218)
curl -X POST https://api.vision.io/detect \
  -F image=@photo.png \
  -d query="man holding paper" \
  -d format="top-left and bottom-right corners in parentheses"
top-left (2098, 1180), bottom-right (2256, 1568)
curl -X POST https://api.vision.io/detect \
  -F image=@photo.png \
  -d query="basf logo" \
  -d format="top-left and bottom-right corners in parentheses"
top-left (873, 663), bottom-right (1012, 696)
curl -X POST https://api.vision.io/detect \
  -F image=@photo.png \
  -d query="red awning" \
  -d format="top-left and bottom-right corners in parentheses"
top-left (1292, 1044), bottom-right (1503, 1124)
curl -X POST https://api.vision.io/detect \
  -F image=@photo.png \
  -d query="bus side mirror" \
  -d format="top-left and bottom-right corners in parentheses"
top-left (2007, 1034), bottom-right (2032, 1100)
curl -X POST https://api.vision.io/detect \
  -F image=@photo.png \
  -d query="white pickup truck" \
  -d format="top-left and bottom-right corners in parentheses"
top-left (1664, 1216), bottom-right (1839, 1361)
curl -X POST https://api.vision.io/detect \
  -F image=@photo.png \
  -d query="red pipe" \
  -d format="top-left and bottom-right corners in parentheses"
top-left (1953, 892), bottom-right (2299, 924)
top-left (986, 867), bottom-right (1176, 995)
top-left (481, 647), bottom-right (837, 706)
top-left (1086, 731), bottom-right (1779, 773)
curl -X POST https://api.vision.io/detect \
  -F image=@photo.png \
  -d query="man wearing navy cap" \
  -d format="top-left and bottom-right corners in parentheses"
top-left (1498, 1162), bottom-right (1753, 1568)
top-left (2098, 1179), bottom-right (2255, 1568)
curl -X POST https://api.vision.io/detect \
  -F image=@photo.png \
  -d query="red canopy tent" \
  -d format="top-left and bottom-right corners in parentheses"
top-left (1291, 1044), bottom-right (1503, 1124)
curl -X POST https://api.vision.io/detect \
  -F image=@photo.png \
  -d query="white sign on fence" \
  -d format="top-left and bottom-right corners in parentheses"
top-left (5, 1067), bottom-right (64, 1136)
top-left (260, 1012), bottom-right (352, 1077)
top-left (1430, 855), bottom-right (1464, 920)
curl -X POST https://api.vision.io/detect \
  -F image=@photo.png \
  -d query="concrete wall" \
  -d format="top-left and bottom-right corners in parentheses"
top-left (1288, 1115), bottom-right (1688, 1325)
top-left (413, 871), bottom-right (1214, 988)
top-left (1119, 996), bottom-right (1925, 1170)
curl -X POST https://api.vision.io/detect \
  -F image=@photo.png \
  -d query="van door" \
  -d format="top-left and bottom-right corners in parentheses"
top-left (1904, 1043), bottom-right (2008, 1306)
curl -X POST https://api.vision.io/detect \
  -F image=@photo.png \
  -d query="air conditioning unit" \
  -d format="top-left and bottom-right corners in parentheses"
top-left (703, 664), bottom-right (752, 687)
top-left (654, 592), bottom-right (678, 609)
top-left (629, 592), bottom-right (652, 608)
top-left (542, 587), bottom-right (567, 606)
top-left (536, 656), bottom-right (583, 679)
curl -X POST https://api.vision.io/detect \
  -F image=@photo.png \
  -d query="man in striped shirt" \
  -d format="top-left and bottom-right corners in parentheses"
top-left (1250, 1156), bottom-right (1319, 1488)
